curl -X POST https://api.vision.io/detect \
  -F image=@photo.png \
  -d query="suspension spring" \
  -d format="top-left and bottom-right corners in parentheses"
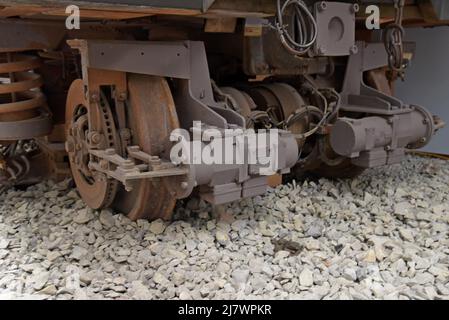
top-left (0, 50), bottom-right (52, 141)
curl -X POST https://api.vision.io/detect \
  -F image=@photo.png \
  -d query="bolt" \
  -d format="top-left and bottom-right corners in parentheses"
top-left (121, 160), bottom-right (135, 170)
top-left (351, 4), bottom-right (359, 13)
top-left (91, 132), bottom-right (101, 144)
top-left (350, 45), bottom-right (359, 55)
top-left (150, 156), bottom-right (161, 163)
top-left (100, 160), bottom-right (109, 170)
top-left (318, 1), bottom-right (327, 11)
top-left (385, 146), bottom-right (392, 151)
top-left (76, 143), bottom-right (82, 151)
top-left (420, 137), bottom-right (427, 143)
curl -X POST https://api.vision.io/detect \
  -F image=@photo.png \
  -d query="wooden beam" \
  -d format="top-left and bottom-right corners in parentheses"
top-left (0, 1), bottom-right (200, 17)
top-left (44, 8), bottom-right (153, 20)
top-left (204, 18), bottom-right (237, 33)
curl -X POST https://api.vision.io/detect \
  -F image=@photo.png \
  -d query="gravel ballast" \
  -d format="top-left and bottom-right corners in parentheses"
top-left (0, 156), bottom-right (448, 300)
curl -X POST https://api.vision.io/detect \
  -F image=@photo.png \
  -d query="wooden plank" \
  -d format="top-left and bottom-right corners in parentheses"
top-left (0, 0), bottom-right (277, 19)
top-left (0, 5), bottom-right (47, 17)
top-left (0, 0), bottom-right (206, 11)
top-left (207, 0), bottom-right (275, 16)
top-left (204, 17), bottom-right (237, 33)
top-left (0, 1), bottom-right (201, 16)
top-left (44, 8), bottom-right (153, 19)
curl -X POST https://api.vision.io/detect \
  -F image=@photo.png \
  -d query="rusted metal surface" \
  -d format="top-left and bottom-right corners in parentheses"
top-left (0, 52), bottom-right (52, 140)
top-left (113, 74), bottom-right (180, 221)
top-left (0, 1), bottom-right (202, 18)
top-left (365, 68), bottom-right (394, 97)
top-left (0, 20), bottom-right (65, 53)
top-left (65, 79), bottom-right (119, 209)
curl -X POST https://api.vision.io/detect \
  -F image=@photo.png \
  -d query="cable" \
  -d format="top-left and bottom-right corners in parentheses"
top-left (274, 0), bottom-right (318, 56)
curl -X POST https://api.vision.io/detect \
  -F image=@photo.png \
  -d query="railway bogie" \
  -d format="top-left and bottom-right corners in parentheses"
top-left (0, 0), bottom-right (444, 220)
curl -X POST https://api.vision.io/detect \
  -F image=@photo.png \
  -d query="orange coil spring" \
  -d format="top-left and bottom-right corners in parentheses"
top-left (0, 52), bottom-right (46, 123)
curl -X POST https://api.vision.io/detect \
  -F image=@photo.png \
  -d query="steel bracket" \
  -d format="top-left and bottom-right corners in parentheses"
top-left (88, 146), bottom-right (189, 192)
top-left (68, 39), bottom-right (245, 131)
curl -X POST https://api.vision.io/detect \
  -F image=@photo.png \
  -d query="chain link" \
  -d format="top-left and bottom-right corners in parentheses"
top-left (384, 0), bottom-right (406, 80)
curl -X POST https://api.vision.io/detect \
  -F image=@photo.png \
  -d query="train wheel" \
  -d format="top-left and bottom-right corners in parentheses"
top-left (111, 74), bottom-right (180, 221)
top-left (66, 75), bottom-right (180, 221)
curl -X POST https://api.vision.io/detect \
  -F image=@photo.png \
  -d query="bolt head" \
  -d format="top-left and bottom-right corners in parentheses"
top-left (91, 132), bottom-right (101, 144)
top-left (318, 1), bottom-right (327, 11)
top-left (350, 45), bottom-right (359, 55)
top-left (100, 160), bottom-right (109, 170)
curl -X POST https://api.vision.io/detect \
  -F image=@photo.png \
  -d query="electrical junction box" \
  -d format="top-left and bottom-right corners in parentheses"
top-left (313, 1), bottom-right (357, 56)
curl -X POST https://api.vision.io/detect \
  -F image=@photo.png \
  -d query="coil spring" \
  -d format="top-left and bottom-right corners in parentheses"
top-left (0, 51), bottom-right (51, 141)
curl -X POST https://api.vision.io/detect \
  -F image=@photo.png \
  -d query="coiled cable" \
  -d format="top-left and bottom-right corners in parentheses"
top-left (274, 0), bottom-right (318, 56)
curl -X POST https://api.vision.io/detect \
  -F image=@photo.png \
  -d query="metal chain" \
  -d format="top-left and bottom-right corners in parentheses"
top-left (384, 0), bottom-right (406, 79)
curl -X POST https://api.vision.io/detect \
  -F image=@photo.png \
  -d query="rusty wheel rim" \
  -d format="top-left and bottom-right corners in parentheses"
top-left (112, 74), bottom-right (180, 221)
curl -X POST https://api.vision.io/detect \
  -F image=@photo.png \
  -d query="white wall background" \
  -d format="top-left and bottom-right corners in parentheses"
top-left (395, 27), bottom-right (449, 154)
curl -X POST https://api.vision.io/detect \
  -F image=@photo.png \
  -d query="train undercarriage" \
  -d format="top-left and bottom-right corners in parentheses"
top-left (0, 0), bottom-right (445, 220)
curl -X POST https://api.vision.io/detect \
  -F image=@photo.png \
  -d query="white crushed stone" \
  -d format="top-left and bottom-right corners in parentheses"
top-left (0, 156), bottom-right (448, 300)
